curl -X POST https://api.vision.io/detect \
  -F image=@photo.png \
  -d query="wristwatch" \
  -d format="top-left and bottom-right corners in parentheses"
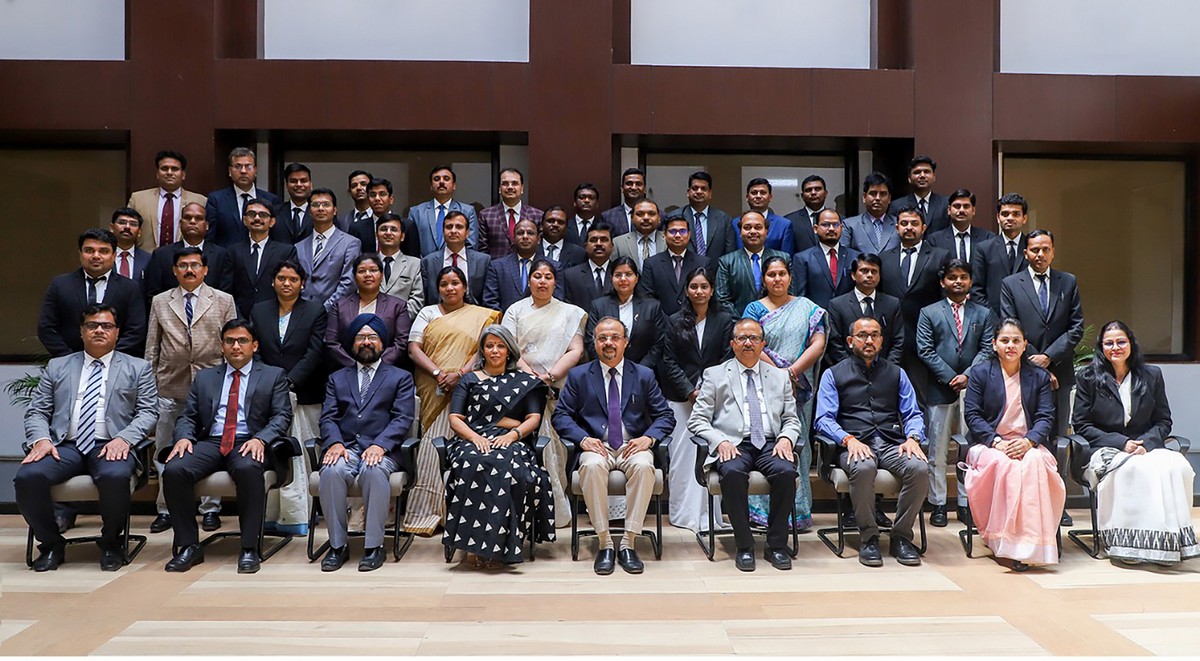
top-left (432, 369), bottom-right (442, 378)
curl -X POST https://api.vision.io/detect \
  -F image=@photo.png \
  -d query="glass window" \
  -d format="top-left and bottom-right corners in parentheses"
top-left (0, 0), bottom-right (125, 60)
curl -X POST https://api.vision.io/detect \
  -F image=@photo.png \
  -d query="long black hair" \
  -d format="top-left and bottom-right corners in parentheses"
top-left (672, 266), bottom-right (714, 343)
top-left (1082, 319), bottom-right (1146, 381)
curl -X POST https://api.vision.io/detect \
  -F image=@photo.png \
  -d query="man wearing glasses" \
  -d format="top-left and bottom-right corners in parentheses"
top-left (205, 147), bottom-right (279, 247)
top-left (230, 201), bottom-right (298, 318)
top-left (790, 209), bottom-right (859, 309)
top-left (638, 216), bottom-right (706, 316)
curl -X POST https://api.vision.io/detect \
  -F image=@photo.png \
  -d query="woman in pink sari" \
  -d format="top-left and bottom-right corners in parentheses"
top-left (962, 317), bottom-right (1065, 570)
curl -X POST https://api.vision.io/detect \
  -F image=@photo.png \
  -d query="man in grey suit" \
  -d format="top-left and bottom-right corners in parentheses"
top-left (888, 155), bottom-right (950, 234)
top-left (419, 210), bottom-right (490, 305)
top-left (376, 212), bottom-right (424, 319)
top-left (915, 258), bottom-right (995, 527)
top-left (600, 167), bottom-right (646, 234)
top-left (407, 165), bottom-right (480, 257)
top-left (843, 172), bottom-right (900, 255)
top-left (15, 304), bottom-right (158, 571)
top-left (688, 318), bottom-right (801, 572)
top-left (668, 171), bottom-right (737, 274)
top-left (611, 199), bottom-right (667, 270)
top-left (296, 188), bottom-right (362, 312)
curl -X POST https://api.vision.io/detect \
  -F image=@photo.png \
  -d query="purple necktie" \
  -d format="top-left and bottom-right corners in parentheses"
top-left (606, 367), bottom-right (622, 450)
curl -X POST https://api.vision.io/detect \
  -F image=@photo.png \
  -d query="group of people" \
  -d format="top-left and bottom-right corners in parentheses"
top-left (16, 148), bottom-right (1196, 576)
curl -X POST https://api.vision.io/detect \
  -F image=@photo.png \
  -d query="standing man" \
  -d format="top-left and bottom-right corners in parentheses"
top-left (229, 201), bottom-right (298, 318)
top-left (375, 212), bottom-right (425, 319)
top-left (669, 171), bottom-right (736, 274)
top-left (611, 199), bottom-right (666, 270)
top-left (483, 218), bottom-right (551, 313)
top-left (419, 211), bottom-right (490, 305)
top-left (407, 165), bottom-right (480, 256)
top-left (888, 155), bottom-right (950, 233)
top-left (639, 216), bottom-right (706, 317)
top-left (924, 189), bottom-right (996, 307)
top-left (600, 168), bottom-right (647, 235)
top-left (296, 188), bottom-right (361, 312)
top-left (785, 174), bottom-right (834, 254)
top-left (358, 177), bottom-right (420, 255)
top-left (843, 172), bottom-right (899, 255)
top-left (143, 202), bottom-right (235, 300)
top-left (205, 147), bottom-right (279, 248)
top-left (538, 206), bottom-right (586, 268)
top-left (336, 170), bottom-right (373, 233)
top-left (824, 254), bottom-right (904, 369)
top-left (715, 212), bottom-right (789, 316)
top-left (790, 209), bottom-right (859, 309)
top-left (561, 221), bottom-right (616, 309)
top-left (270, 163), bottom-right (314, 245)
top-left (975, 193), bottom-right (1031, 316)
top-left (477, 168), bottom-right (544, 258)
top-left (565, 183), bottom-right (614, 246)
top-left (109, 208), bottom-right (152, 287)
top-left (128, 150), bottom-right (207, 253)
top-left (732, 178), bottom-right (795, 254)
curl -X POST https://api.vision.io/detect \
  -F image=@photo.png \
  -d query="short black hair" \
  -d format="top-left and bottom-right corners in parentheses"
top-left (221, 318), bottom-right (257, 342)
top-left (273, 257), bottom-right (307, 283)
top-left (173, 246), bottom-right (207, 266)
top-left (997, 193), bottom-right (1028, 214)
top-left (574, 182), bottom-right (599, 198)
top-left (499, 167), bottom-right (524, 184)
top-left (688, 171), bottom-right (712, 188)
top-left (894, 204), bottom-right (925, 224)
top-left (79, 228), bottom-right (117, 250)
top-left (155, 150), bottom-right (187, 170)
top-left (352, 252), bottom-right (384, 273)
top-left (850, 252), bottom-right (883, 271)
top-left (621, 167), bottom-right (645, 181)
top-left (948, 188), bottom-right (976, 206)
top-left (375, 212), bottom-right (405, 230)
top-left (283, 162), bottom-right (311, 178)
top-left (243, 199), bottom-right (275, 216)
top-left (348, 169), bottom-right (373, 185)
top-left (443, 210), bottom-right (468, 226)
top-left (81, 303), bottom-right (118, 326)
top-left (938, 257), bottom-right (972, 280)
top-left (909, 155), bottom-right (937, 172)
top-left (585, 220), bottom-right (614, 240)
top-left (111, 207), bottom-right (143, 226)
top-left (430, 164), bottom-right (456, 182)
top-left (1027, 228), bottom-right (1055, 244)
top-left (308, 187), bottom-right (337, 207)
top-left (802, 174), bottom-right (826, 188)
top-left (367, 177), bottom-right (394, 195)
top-left (862, 172), bottom-right (891, 195)
top-left (746, 177), bottom-right (772, 194)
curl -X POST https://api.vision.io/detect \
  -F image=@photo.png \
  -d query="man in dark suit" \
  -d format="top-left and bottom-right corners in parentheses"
top-left (316, 314), bottom-right (415, 572)
top-left (666, 171), bottom-right (737, 274)
top-left (924, 189), bottom-right (996, 307)
top-left (731, 178), bottom-right (794, 254)
top-left (825, 253), bottom-right (904, 368)
top-left (888, 155), bottom-right (950, 234)
top-left (785, 174), bottom-right (837, 255)
top-left (538, 206), bottom-right (586, 268)
top-left (269, 163), bottom-right (314, 245)
top-left (477, 168), bottom-right (544, 258)
top-left (561, 220), bottom-right (616, 308)
top-left (407, 165), bottom-right (480, 257)
top-left (229, 200), bottom-right (299, 318)
top-left (144, 202), bottom-right (235, 300)
top-left (360, 177), bottom-right (420, 256)
top-left (914, 259), bottom-right (996, 527)
top-left (336, 170), bottom-right (373, 233)
top-left (639, 216), bottom-right (706, 316)
top-left (16, 304), bottom-right (158, 571)
top-left (975, 193), bottom-right (1031, 315)
top-left (483, 217), bottom-right (557, 313)
top-left (567, 182), bottom-right (616, 246)
top-left (161, 319), bottom-right (293, 574)
top-left (599, 168), bottom-right (645, 237)
top-left (843, 172), bottom-right (899, 255)
top-left (419, 210), bottom-right (490, 306)
top-left (552, 317), bottom-right (675, 575)
top-left (205, 147), bottom-right (279, 247)
top-left (715, 212), bottom-right (788, 317)
top-left (109, 208), bottom-right (152, 288)
top-left (791, 209), bottom-right (859, 309)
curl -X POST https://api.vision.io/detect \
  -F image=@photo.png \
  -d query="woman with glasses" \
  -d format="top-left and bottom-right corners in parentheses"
top-left (324, 253), bottom-right (411, 369)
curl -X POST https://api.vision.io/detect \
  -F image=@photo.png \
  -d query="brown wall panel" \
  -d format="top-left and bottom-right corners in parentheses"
top-left (611, 66), bottom-right (653, 135)
top-left (1115, 77), bottom-right (1200, 143)
top-left (811, 69), bottom-right (914, 137)
top-left (993, 74), bottom-right (1117, 142)
top-left (0, 63), bottom-right (130, 131)
top-left (634, 67), bottom-right (813, 136)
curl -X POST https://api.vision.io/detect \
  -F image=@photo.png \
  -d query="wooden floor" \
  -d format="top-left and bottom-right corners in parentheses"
top-left (3, 510), bottom-right (1200, 656)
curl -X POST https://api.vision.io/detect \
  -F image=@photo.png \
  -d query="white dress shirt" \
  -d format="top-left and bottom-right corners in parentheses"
top-left (68, 350), bottom-right (114, 441)
top-left (442, 247), bottom-right (470, 281)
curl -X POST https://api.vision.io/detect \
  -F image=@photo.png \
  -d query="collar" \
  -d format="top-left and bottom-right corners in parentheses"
top-left (542, 238), bottom-right (564, 250)
top-left (503, 201), bottom-right (522, 215)
top-left (85, 269), bottom-right (113, 282)
top-left (744, 248), bottom-right (764, 260)
top-left (82, 350), bottom-right (116, 368)
top-left (178, 282), bottom-right (205, 296)
top-left (901, 240), bottom-right (923, 253)
top-left (735, 359), bottom-right (760, 379)
top-left (250, 236), bottom-right (269, 249)
top-left (953, 226), bottom-right (972, 237)
top-left (233, 185), bottom-right (255, 198)
top-left (379, 247), bottom-right (401, 258)
top-left (312, 227), bottom-right (335, 242)
top-left (667, 247), bottom-right (688, 258)
top-left (915, 192), bottom-right (931, 203)
top-left (854, 287), bottom-right (875, 303)
top-left (622, 203), bottom-right (633, 216)
top-left (290, 201), bottom-right (308, 212)
top-left (184, 239), bottom-right (205, 250)
top-left (600, 358), bottom-right (625, 378)
top-left (946, 296), bottom-right (967, 307)
top-left (117, 246), bottom-right (136, 255)
top-left (691, 204), bottom-right (709, 217)
top-left (444, 246), bottom-right (466, 259)
top-left (433, 198), bottom-right (454, 209)
top-left (225, 359), bottom-right (253, 378)
top-left (159, 187), bottom-right (181, 199)
top-left (868, 213), bottom-right (887, 223)
top-left (1028, 266), bottom-right (1051, 280)
top-left (358, 358), bottom-right (383, 372)
top-left (590, 259), bottom-right (610, 272)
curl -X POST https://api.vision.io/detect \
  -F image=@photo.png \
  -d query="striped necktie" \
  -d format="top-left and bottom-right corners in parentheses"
top-left (75, 359), bottom-right (105, 454)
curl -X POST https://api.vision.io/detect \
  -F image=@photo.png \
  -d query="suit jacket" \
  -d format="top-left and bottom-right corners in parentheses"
top-left (963, 359), bottom-right (1055, 448)
top-left (143, 241), bottom-right (235, 301)
top-left (658, 308), bottom-right (734, 402)
top-left (842, 212), bottom-right (900, 254)
top-left (419, 249), bottom-right (490, 306)
top-left (173, 360), bottom-right (293, 444)
top-left (714, 249), bottom-right (789, 317)
top-left (611, 230), bottom-right (667, 271)
top-left (926, 225), bottom-right (997, 306)
top-left (319, 363), bottom-right (416, 461)
top-left (406, 199), bottom-right (480, 257)
top-left (552, 359), bottom-right (675, 447)
top-left (1072, 365), bottom-right (1172, 452)
top-left (732, 210), bottom-right (795, 254)
top-left (296, 228), bottom-right (361, 311)
top-left (687, 359), bottom-right (803, 466)
top-left (540, 241), bottom-right (586, 269)
top-left (790, 244), bottom-right (859, 309)
top-left (915, 299), bottom-right (996, 405)
top-left (584, 295), bottom-right (668, 369)
top-left (976, 234), bottom-right (1029, 315)
top-left (562, 259), bottom-right (614, 309)
top-left (565, 215), bottom-right (625, 246)
top-left (879, 242), bottom-right (952, 352)
top-left (477, 203), bottom-right (544, 258)
top-left (638, 250), bottom-right (707, 317)
top-left (24, 351), bottom-right (157, 447)
top-left (599, 206), bottom-right (634, 237)
top-left (824, 290), bottom-right (905, 368)
top-left (379, 252), bottom-right (424, 320)
top-left (270, 201), bottom-right (315, 245)
top-left (114, 248), bottom-right (152, 287)
top-left (999, 268), bottom-right (1085, 384)
top-left (38, 270), bottom-right (147, 358)
top-left (250, 298), bottom-right (328, 405)
top-left (669, 205), bottom-right (737, 274)
top-left (324, 293), bottom-right (412, 370)
top-left (129, 188), bottom-right (208, 252)
top-left (784, 207), bottom-right (826, 255)
top-left (229, 239), bottom-right (298, 318)
top-left (482, 253), bottom-right (563, 313)
top-left (889, 192), bottom-right (950, 234)
top-left (145, 284), bottom-right (238, 399)
top-left (204, 186), bottom-right (280, 247)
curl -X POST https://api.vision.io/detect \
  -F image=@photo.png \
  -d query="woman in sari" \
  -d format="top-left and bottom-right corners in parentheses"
top-left (741, 255), bottom-right (826, 531)
top-left (444, 325), bottom-right (553, 566)
top-left (962, 317), bottom-right (1065, 570)
top-left (1072, 320), bottom-right (1196, 566)
top-left (405, 266), bottom-right (501, 534)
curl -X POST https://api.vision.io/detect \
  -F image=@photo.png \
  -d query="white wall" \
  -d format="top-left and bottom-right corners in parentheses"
top-left (0, 0), bottom-right (124, 60)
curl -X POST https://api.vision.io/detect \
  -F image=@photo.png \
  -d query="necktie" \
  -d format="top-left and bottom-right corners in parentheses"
top-left (640, 236), bottom-right (651, 264)
top-left (356, 210), bottom-right (369, 225)
top-left (872, 218), bottom-right (884, 248)
top-left (581, 219), bottom-right (590, 238)
top-left (546, 243), bottom-right (558, 261)
top-left (901, 247), bottom-right (916, 287)
top-left (75, 359), bottom-right (105, 455)
top-left (86, 276), bottom-right (103, 304)
top-left (828, 247), bottom-right (838, 283)
top-left (250, 243), bottom-right (260, 276)
top-left (160, 192), bottom-right (175, 247)
top-left (507, 208), bottom-right (517, 241)
top-left (694, 212), bottom-right (707, 256)
top-left (957, 232), bottom-right (969, 261)
top-left (360, 365), bottom-right (373, 400)
top-left (315, 234), bottom-right (325, 260)
top-left (451, 252), bottom-right (460, 271)
top-left (292, 207), bottom-right (303, 234)
top-left (673, 255), bottom-right (682, 281)
top-left (594, 266), bottom-right (604, 292)
top-left (1007, 241), bottom-right (1018, 271)
top-left (240, 193), bottom-right (252, 217)
top-left (745, 369), bottom-right (766, 449)
top-left (751, 253), bottom-right (762, 290)
top-left (606, 367), bottom-right (622, 450)
top-left (951, 301), bottom-right (964, 345)
top-left (811, 209), bottom-right (820, 227)
top-left (383, 256), bottom-right (394, 283)
top-left (119, 252), bottom-right (131, 278)
top-left (863, 295), bottom-right (875, 317)
top-left (519, 258), bottom-right (529, 293)
top-left (436, 204), bottom-right (447, 247)
top-left (219, 369), bottom-right (241, 456)
top-left (1037, 274), bottom-right (1050, 316)
top-left (919, 198), bottom-right (928, 217)
top-left (184, 292), bottom-right (194, 329)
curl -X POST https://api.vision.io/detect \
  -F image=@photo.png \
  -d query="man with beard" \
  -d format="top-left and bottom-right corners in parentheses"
top-left (790, 209), bottom-right (858, 309)
top-left (843, 173), bottom-right (899, 255)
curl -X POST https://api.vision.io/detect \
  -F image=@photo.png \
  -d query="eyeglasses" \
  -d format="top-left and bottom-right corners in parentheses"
top-left (853, 332), bottom-right (883, 340)
top-left (734, 334), bottom-right (763, 343)
top-left (112, 218), bottom-right (140, 227)
top-left (354, 334), bottom-right (382, 343)
top-left (222, 337), bottom-right (253, 346)
top-left (309, 201), bottom-right (334, 209)
top-left (230, 163), bottom-right (255, 171)
top-left (596, 334), bottom-right (625, 343)
top-left (356, 267), bottom-right (382, 275)
top-left (1102, 339), bottom-right (1130, 349)
top-left (175, 263), bottom-right (204, 271)
top-left (665, 228), bottom-right (689, 236)
top-left (83, 322), bottom-right (116, 331)
top-left (244, 211), bottom-right (271, 219)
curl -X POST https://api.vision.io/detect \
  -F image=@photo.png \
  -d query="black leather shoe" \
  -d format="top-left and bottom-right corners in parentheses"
top-left (55, 512), bottom-right (77, 534)
top-left (617, 547), bottom-right (644, 574)
top-left (734, 549), bottom-right (756, 572)
top-left (930, 505), bottom-right (948, 528)
top-left (764, 548), bottom-right (792, 571)
top-left (165, 544), bottom-right (204, 572)
top-left (201, 512), bottom-right (222, 532)
top-left (321, 546), bottom-right (349, 572)
top-left (839, 509), bottom-right (857, 529)
top-left (1060, 510), bottom-right (1074, 527)
top-left (237, 548), bottom-right (261, 574)
top-left (99, 549), bottom-right (123, 571)
top-left (358, 547), bottom-right (385, 572)
top-left (874, 507), bottom-right (894, 528)
top-left (593, 548), bottom-right (616, 575)
top-left (32, 546), bottom-right (65, 572)
top-left (859, 536), bottom-right (883, 567)
top-left (149, 513), bottom-right (172, 533)
top-left (889, 536), bottom-right (922, 566)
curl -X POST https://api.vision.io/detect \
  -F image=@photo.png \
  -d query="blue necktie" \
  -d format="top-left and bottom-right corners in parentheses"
top-left (519, 258), bottom-right (529, 294)
top-left (360, 366), bottom-right (373, 401)
top-left (606, 367), bottom-right (622, 450)
top-left (745, 369), bottom-right (765, 449)
top-left (694, 211), bottom-right (707, 256)
top-left (1037, 274), bottom-right (1050, 316)
top-left (435, 204), bottom-right (446, 247)
top-left (751, 253), bottom-right (762, 291)
top-left (76, 359), bottom-right (105, 454)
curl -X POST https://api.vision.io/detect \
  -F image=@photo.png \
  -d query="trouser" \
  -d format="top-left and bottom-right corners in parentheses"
top-left (838, 437), bottom-right (929, 542)
top-left (318, 447), bottom-right (398, 549)
top-left (266, 399), bottom-right (316, 525)
top-left (15, 442), bottom-right (135, 552)
top-left (716, 439), bottom-right (798, 551)
top-left (578, 445), bottom-right (655, 549)
top-left (155, 396), bottom-right (220, 515)
top-left (926, 397), bottom-right (967, 507)
top-left (162, 438), bottom-right (266, 549)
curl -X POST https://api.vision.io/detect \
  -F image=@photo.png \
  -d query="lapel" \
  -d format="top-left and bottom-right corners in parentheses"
top-left (939, 300), bottom-right (961, 348)
top-left (590, 361), bottom-right (609, 412)
top-left (353, 364), bottom-right (380, 407)
top-left (1044, 270), bottom-right (1060, 318)
top-left (63, 354), bottom-right (84, 416)
top-left (1015, 272), bottom-right (1043, 318)
top-left (816, 247), bottom-right (836, 288)
top-left (192, 285), bottom-right (214, 322)
top-left (621, 362), bottom-right (636, 410)
top-left (905, 244), bottom-right (930, 293)
top-left (1018, 366), bottom-right (1038, 425)
top-left (729, 360), bottom-right (748, 421)
top-left (104, 353), bottom-right (123, 414)
top-left (313, 233), bottom-right (333, 268)
top-left (166, 288), bottom-right (188, 326)
top-left (279, 301), bottom-right (301, 349)
top-left (206, 366), bottom-right (224, 424)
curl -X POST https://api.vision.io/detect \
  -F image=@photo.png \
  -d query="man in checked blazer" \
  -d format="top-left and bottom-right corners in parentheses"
top-left (295, 188), bottom-right (361, 312)
top-left (476, 168), bottom-right (544, 258)
top-left (128, 150), bottom-right (207, 253)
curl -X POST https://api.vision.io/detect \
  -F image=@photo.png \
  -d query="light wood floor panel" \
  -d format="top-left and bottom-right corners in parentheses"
top-left (1092, 613), bottom-right (1200, 656)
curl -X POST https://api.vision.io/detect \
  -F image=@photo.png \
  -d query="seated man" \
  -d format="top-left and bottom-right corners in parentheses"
top-left (814, 317), bottom-right (929, 568)
top-left (15, 304), bottom-right (157, 571)
top-left (553, 317), bottom-right (674, 576)
top-left (162, 319), bottom-right (293, 574)
top-left (688, 318), bottom-right (801, 572)
top-left (317, 314), bottom-right (415, 572)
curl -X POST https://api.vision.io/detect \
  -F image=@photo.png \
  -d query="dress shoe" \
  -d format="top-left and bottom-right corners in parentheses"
top-left (358, 546), bottom-right (385, 572)
top-left (149, 513), bottom-right (172, 534)
top-left (858, 536), bottom-right (883, 567)
top-left (764, 548), bottom-right (792, 571)
top-left (321, 546), bottom-right (349, 572)
top-left (889, 536), bottom-right (922, 566)
top-left (55, 512), bottom-right (77, 534)
top-left (165, 544), bottom-right (204, 572)
top-left (32, 546), bottom-right (65, 572)
top-left (201, 512), bottom-right (222, 532)
top-left (237, 548), bottom-right (262, 574)
top-left (617, 547), bottom-right (644, 574)
top-left (734, 549), bottom-right (756, 572)
top-left (929, 505), bottom-right (948, 528)
top-left (1060, 510), bottom-right (1074, 527)
top-left (593, 548), bottom-right (616, 575)
top-left (839, 509), bottom-right (857, 529)
top-left (99, 549), bottom-right (123, 571)
top-left (873, 507), bottom-right (894, 529)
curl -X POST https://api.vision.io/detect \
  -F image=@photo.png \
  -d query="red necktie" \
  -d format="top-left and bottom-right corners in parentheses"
top-left (507, 208), bottom-right (517, 241)
top-left (828, 248), bottom-right (838, 283)
top-left (119, 252), bottom-right (131, 278)
top-left (451, 252), bottom-right (460, 270)
top-left (219, 370), bottom-right (241, 456)
top-left (160, 192), bottom-right (175, 247)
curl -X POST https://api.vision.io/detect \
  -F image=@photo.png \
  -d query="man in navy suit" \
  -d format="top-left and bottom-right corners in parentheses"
top-left (553, 317), bottom-right (674, 576)
top-left (638, 216), bottom-right (706, 316)
top-left (732, 178), bottom-right (794, 254)
top-left (791, 210), bottom-right (859, 309)
top-left (666, 171), bottom-right (737, 275)
top-left (565, 183), bottom-right (615, 246)
top-left (419, 211), bottom-right (490, 306)
top-left (205, 147), bottom-right (280, 248)
top-left (785, 174), bottom-right (835, 255)
top-left (924, 189), bottom-right (996, 307)
top-left (975, 193), bottom-right (1031, 316)
top-left (483, 217), bottom-right (558, 313)
top-left (270, 163), bottom-right (314, 245)
top-left (407, 165), bottom-right (480, 257)
top-left (538, 206), bottom-right (586, 268)
top-left (888, 155), bottom-right (950, 234)
top-left (229, 200), bottom-right (299, 318)
top-left (358, 177), bottom-right (420, 256)
top-left (600, 168), bottom-right (646, 236)
top-left (109, 208), bottom-right (152, 288)
top-left (144, 203), bottom-right (235, 300)
top-left (843, 172), bottom-right (899, 255)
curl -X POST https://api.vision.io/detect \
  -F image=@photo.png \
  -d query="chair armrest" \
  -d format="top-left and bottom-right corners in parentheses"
top-left (558, 436), bottom-right (579, 475)
top-left (654, 438), bottom-right (670, 475)
top-left (21, 441), bottom-right (32, 454)
top-left (398, 436), bottom-right (420, 475)
top-left (303, 437), bottom-right (321, 465)
top-left (951, 434), bottom-right (970, 464)
top-left (430, 436), bottom-right (447, 470)
top-left (814, 433), bottom-right (841, 484)
top-left (155, 444), bottom-right (172, 465)
top-left (1063, 434), bottom-right (1089, 485)
top-left (1167, 435), bottom-right (1191, 455)
top-left (130, 437), bottom-right (156, 488)
top-left (268, 436), bottom-right (301, 489)
top-left (690, 436), bottom-right (709, 488)
top-left (270, 435), bottom-right (301, 459)
top-left (527, 435), bottom-right (551, 468)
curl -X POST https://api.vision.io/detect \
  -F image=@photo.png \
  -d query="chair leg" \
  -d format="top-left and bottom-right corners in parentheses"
top-left (570, 494), bottom-right (580, 561)
top-left (306, 501), bottom-right (328, 562)
top-left (817, 493), bottom-right (848, 557)
top-left (915, 507), bottom-right (928, 555)
top-left (391, 494), bottom-right (415, 562)
top-left (788, 498), bottom-right (799, 558)
top-left (653, 494), bottom-right (663, 559)
top-left (25, 527), bottom-right (35, 568)
top-left (1067, 489), bottom-right (1102, 559)
top-left (122, 512), bottom-right (148, 564)
top-left (694, 493), bottom-right (717, 561)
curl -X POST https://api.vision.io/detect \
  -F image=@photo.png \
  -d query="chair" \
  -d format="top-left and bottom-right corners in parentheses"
top-left (1063, 434), bottom-right (1191, 558)
top-left (814, 434), bottom-right (929, 557)
top-left (561, 437), bottom-right (669, 561)
top-left (22, 438), bottom-right (155, 568)
top-left (690, 435), bottom-right (800, 561)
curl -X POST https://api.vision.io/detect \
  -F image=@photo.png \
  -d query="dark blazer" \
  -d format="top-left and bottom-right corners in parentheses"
top-left (915, 299), bottom-right (996, 405)
top-left (204, 186), bottom-right (280, 247)
top-left (879, 242), bottom-right (952, 352)
top-left (668, 205), bottom-right (737, 274)
top-left (341, 210), bottom-right (377, 254)
top-left (324, 293), bottom-right (412, 370)
top-left (115, 248), bottom-right (152, 286)
top-left (319, 363), bottom-right (416, 462)
top-left (963, 359), bottom-right (1055, 448)
top-left (229, 239), bottom-right (298, 318)
top-left (785, 207), bottom-right (821, 255)
top-left (564, 215), bottom-right (615, 246)
top-left (790, 244), bottom-right (859, 309)
top-left (924, 225), bottom-right (997, 261)
top-left (637, 249), bottom-right (707, 317)
top-left (824, 290), bottom-right (904, 368)
top-left (658, 309), bottom-right (735, 402)
top-left (562, 259), bottom-right (615, 309)
top-left (552, 359), bottom-right (676, 446)
top-left (999, 268), bottom-right (1085, 385)
top-left (714, 248), bottom-right (789, 317)
top-left (250, 298), bottom-right (328, 405)
top-left (539, 241), bottom-right (585, 269)
top-left (975, 234), bottom-right (1028, 315)
top-left (38, 269), bottom-right (146, 358)
top-left (481, 253), bottom-right (563, 313)
top-left (173, 360), bottom-right (293, 445)
top-left (419, 249), bottom-right (490, 306)
top-left (584, 295), bottom-right (668, 369)
top-left (889, 193), bottom-right (950, 234)
top-left (270, 202), bottom-right (314, 245)
top-left (143, 241), bottom-right (235, 301)
top-left (1072, 364), bottom-right (1172, 453)
top-left (599, 206), bottom-right (634, 238)
top-left (477, 203), bottom-right (544, 258)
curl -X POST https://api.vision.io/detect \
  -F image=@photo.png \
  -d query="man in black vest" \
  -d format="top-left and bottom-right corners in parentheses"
top-left (814, 317), bottom-right (928, 568)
